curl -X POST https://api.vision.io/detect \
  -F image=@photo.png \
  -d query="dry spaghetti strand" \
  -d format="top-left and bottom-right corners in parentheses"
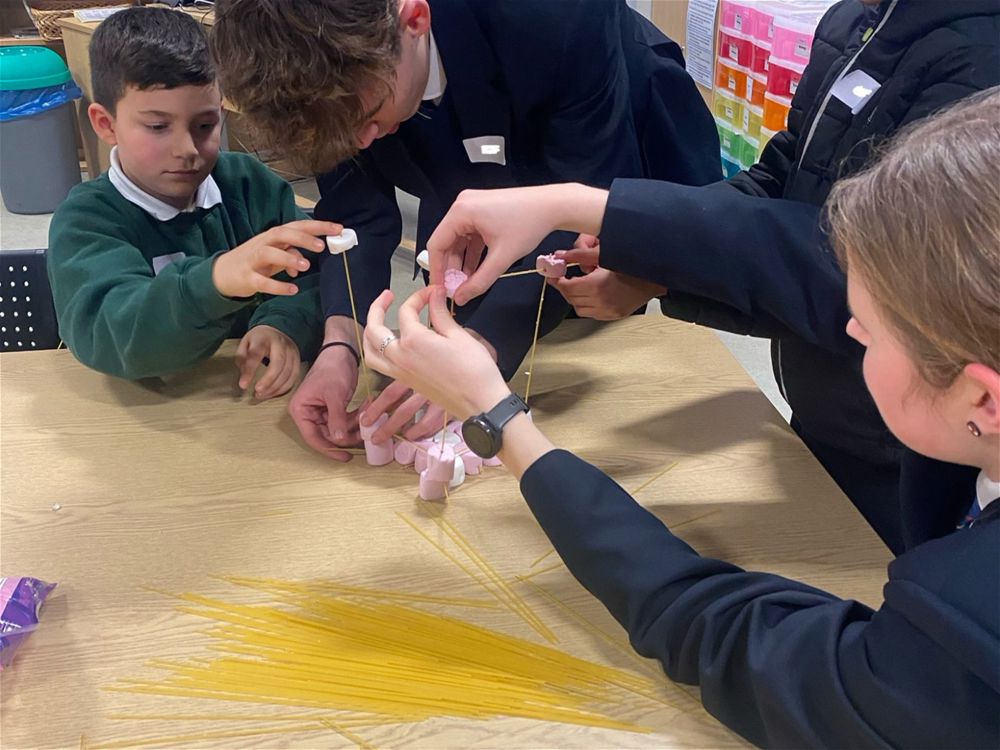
top-left (522, 281), bottom-right (547, 405)
top-left (342, 251), bottom-right (372, 402)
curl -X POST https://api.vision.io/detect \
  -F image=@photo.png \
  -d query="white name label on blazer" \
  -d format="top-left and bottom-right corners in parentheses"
top-left (830, 69), bottom-right (881, 115)
top-left (463, 136), bottom-right (506, 166)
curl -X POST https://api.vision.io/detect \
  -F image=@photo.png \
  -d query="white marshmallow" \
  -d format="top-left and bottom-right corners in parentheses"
top-left (416, 249), bottom-right (431, 270)
top-left (431, 429), bottom-right (462, 447)
top-left (449, 456), bottom-right (466, 488)
top-left (327, 228), bottom-right (358, 254)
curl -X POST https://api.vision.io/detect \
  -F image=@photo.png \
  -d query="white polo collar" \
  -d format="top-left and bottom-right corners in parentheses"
top-left (976, 471), bottom-right (1000, 512)
top-left (422, 31), bottom-right (447, 104)
top-left (108, 146), bottom-right (222, 221)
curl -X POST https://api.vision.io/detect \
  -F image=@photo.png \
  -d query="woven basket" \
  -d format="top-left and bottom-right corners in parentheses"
top-left (25, 0), bottom-right (132, 40)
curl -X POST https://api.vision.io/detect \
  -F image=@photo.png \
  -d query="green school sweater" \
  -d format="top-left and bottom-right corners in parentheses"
top-left (47, 152), bottom-right (322, 379)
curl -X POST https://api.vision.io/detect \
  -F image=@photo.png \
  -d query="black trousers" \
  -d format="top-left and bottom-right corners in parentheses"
top-left (793, 418), bottom-right (904, 555)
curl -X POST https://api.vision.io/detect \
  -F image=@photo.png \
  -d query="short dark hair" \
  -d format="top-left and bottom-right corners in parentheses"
top-left (90, 7), bottom-right (216, 113)
top-left (211, 0), bottom-right (400, 173)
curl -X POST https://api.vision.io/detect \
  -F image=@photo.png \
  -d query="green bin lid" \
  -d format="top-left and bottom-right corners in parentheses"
top-left (0, 46), bottom-right (72, 91)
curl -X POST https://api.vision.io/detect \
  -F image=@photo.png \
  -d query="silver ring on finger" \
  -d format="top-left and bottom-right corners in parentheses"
top-left (377, 334), bottom-right (399, 355)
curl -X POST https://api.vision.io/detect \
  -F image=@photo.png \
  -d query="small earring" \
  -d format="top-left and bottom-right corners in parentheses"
top-left (967, 421), bottom-right (982, 438)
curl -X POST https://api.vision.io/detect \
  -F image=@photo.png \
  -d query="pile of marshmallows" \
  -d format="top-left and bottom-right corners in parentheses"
top-left (361, 417), bottom-right (502, 501)
top-left (326, 229), bottom-right (563, 501)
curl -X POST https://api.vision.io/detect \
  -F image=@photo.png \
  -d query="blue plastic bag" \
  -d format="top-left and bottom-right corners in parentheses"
top-left (0, 82), bottom-right (81, 123)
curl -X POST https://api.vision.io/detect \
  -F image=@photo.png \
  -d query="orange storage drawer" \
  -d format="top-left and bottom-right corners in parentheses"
top-left (716, 60), bottom-right (750, 99)
top-left (763, 92), bottom-right (792, 131)
top-left (746, 72), bottom-right (767, 107)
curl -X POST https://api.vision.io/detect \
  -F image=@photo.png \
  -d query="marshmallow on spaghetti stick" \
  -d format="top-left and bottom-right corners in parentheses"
top-left (327, 228), bottom-right (358, 254)
top-left (535, 254), bottom-right (567, 278)
top-left (444, 269), bottom-right (468, 299)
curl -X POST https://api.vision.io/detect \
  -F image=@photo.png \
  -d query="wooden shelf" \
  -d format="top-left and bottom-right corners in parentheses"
top-left (0, 35), bottom-right (62, 47)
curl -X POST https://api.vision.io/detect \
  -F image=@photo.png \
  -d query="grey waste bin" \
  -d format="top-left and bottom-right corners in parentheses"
top-left (0, 46), bottom-right (82, 214)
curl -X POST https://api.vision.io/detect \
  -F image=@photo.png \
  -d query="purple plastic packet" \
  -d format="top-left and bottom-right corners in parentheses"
top-left (0, 577), bottom-right (56, 670)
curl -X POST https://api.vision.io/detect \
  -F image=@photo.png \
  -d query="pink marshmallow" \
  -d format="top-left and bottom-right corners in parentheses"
top-left (444, 268), bottom-right (468, 299)
top-left (483, 455), bottom-right (503, 467)
top-left (419, 469), bottom-right (448, 501)
top-left (358, 413), bottom-right (393, 465)
top-left (359, 413), bottom-right (388, 441)
top-left (447, 420), bottom-right (464, 434)
top-left (414, 440), bottom-right (435, 474)
top-left (426, 444), bottom-right (455, 482)
top-left (535, 254), bottom-right (567, 278)
top-left (394, 440), bottom-right (417, 466)
top-left (363, 438), bottom-right (394, 466)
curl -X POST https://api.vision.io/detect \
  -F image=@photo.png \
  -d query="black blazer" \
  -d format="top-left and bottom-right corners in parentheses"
top-left (313, 0), bottom-right (721, 378)
top-left (520, 448), bottom-right (999, 748)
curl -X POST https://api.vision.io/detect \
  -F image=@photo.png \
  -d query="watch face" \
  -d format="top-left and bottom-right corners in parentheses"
top-left (463, 416), bottom-right (498, 458)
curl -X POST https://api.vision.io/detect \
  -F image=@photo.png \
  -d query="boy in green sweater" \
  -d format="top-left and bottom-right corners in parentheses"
top-left (48, 7), bottom-right (340, 399)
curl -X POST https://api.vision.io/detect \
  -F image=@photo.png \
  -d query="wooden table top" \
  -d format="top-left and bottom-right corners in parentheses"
top-left (0, 317), bottom-right (891, 748)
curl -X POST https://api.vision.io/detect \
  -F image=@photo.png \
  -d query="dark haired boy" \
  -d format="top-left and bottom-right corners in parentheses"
top-left (48, 7), bottom-right (340, 398)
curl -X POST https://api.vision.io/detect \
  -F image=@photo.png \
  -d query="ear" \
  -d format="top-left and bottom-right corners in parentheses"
top-left (398, 0), bottom-right (431, 37)
top-left (964, 363), bottom-right (1000, 436)
top-left (88, 102), bottom-right (119, 146)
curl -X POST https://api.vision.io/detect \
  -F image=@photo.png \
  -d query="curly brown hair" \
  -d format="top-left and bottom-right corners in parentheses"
top-left (211, 0), bottom-right (400, 173)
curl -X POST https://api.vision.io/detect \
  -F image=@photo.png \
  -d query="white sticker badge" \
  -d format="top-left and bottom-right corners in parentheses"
top-left (462, 136), bottom-right (506, 166)
top-left (830, 69), bottom-right (881, 115)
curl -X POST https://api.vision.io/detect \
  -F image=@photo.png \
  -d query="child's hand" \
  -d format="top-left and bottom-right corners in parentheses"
top-left (213, 220), bottom-right (342, 298)
top-left (235, 325), bottom-right (302, 400)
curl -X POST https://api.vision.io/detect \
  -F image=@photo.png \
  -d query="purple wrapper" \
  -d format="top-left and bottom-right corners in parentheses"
top-left (0, 577), bottom-right (56, 670)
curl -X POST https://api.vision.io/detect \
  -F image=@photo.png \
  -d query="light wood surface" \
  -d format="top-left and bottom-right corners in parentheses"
top-left (0, 317), bottom-right (891, 748)
top-left (0, 36), bottom-right (59, 47)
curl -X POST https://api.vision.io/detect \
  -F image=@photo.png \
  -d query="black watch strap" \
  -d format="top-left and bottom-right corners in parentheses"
top-left (484, 392), bottom-right (529, 433)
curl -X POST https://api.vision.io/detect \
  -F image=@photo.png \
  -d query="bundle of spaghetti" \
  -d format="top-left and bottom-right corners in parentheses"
top-left (517, 579), bottom-right (681, 702)
top-left (398, 511), bottom-right (557, 643)
top-left (107, 586), bottom-right (656, 734)
top-left (222, 575), bottom-right (499, 610)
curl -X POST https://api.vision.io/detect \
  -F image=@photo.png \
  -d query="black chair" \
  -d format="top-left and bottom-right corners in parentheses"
top-left (0, 249), bottom-right (60, 351)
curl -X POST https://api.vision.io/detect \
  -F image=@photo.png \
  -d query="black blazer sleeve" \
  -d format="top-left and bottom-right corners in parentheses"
top-left (649, 2), bottom-right (818, 337)
top-left (599, 178), bottom-right (856, 356)
top-left (519, 449), bottom-right (1000, 749)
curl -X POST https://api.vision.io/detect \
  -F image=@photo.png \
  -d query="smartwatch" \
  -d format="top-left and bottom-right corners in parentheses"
top-left (462, 393), bottom-right (529, 458)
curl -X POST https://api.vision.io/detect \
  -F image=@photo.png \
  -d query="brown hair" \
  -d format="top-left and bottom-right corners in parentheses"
top-left (827, 88), bottom-right (1000, 388)
top-left (91, 7), bottom-right (215, 114)
top-left (210, 0), bottom-right (400, 173)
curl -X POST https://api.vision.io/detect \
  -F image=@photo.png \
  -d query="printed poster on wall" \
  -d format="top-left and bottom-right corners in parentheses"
top-left (686, 0), bottom-right (721, 88)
